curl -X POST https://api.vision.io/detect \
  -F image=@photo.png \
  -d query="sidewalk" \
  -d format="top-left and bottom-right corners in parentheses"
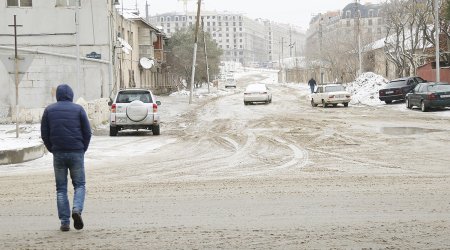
top-left (0, 124), bottom-right (45, 165)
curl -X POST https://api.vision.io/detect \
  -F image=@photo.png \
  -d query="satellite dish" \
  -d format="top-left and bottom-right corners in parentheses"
top-left (140, 57), bottom-right (154, 69)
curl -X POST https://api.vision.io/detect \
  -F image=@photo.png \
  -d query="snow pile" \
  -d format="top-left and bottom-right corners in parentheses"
top-left (346, 72), bottom-right (389, 106)
top-left (169, 89), bottom-right (190, 97)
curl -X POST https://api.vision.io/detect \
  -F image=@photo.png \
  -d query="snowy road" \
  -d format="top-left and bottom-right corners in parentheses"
top-left (1, 70), bottom-right (450, 249)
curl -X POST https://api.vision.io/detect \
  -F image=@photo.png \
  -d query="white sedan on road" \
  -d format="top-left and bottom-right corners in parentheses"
top-left (244, 83), bottom-right (272, 105)
top-left (310, 84), bottom-right (351, 107)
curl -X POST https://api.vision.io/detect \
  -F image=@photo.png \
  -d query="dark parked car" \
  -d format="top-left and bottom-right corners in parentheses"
top-left (379, 76), bottom-right (427, 104)
top-left (406, 82), bottom-right (450, 112)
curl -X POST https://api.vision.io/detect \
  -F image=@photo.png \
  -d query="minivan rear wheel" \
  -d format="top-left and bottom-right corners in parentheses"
top-left (152, 124), bottom-right (160, 135)
top-left (110, 126), bottom-right (118, 136)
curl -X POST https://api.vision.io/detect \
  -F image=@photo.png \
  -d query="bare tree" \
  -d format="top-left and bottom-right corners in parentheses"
top-left (383, 0), bottom-right (433, 77)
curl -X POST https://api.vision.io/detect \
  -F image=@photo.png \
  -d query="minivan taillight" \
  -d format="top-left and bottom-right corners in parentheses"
top-left (153, 103), bottom-right (158, 113)
top-left (111, 104), bottom-right (116, 113)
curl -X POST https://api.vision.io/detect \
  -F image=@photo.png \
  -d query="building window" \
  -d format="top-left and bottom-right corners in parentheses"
top-left (346, 20), bottom-right (351, 27)
top-left (368, 19), bottom-right (373, 26)
top-left (56, 0), bottom-right (77, 7)
top-left (7, 0), bottom-right (32, 7)
top-left (345, 10), bottom-right (351, 18)
top-left (182, 16), bottom-right (186, 21)
top-left (167, 17), bottom-right (171, 22)
top-left (175, 16), bottom-right (179, 22)
top-left (161, 17), bottom-right (165, 22)
top-left (368, 9), bottom-right (374, 18)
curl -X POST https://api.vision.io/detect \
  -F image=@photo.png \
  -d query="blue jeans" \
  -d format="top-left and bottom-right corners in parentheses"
top-left (53, 152), bottom-right (85, 225)
top-left (310, 85), bottom-right (315, 93)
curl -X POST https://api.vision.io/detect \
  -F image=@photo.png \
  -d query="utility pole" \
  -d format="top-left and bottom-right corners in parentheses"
top-left (201, 17), bottom-right (210, 93)
top-left (289, 26), bottom-right (292, 57)
top-left (355, 0), bottom-right (362, 76)
top-left (76, 0), bottom-right (81, 97)
top-left (8, 15), bottom-right (22, 138)
top-left (435, 0), bottom-right (440, 82)
top-left (281, 37), bottom-right (285, 83)
top-left (189, 0), bottom-right (202, 104)
top-left (319, 16), bottom-right (323, 85)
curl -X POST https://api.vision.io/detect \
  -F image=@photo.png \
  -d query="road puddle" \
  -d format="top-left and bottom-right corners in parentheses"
top-left (380, 127), bottom-right (444, 135)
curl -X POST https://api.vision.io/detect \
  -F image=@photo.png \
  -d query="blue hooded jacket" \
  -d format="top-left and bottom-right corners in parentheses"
top-left (41, 84), bottom-right (91, 153)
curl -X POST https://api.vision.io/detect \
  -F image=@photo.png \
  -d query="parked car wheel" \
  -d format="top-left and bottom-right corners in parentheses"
top-left (343, 102), bottom-right (349, 107)
top-left (421, 101), bottom-right (428, 112)
top-left (406, 98), bottom-right (412, 109)
top-left (110, 126), bottom-right (118, 136)
top-left (385, 100), bottom-right (392, 104)
top-left (152, 124), bottom-right (160, 135)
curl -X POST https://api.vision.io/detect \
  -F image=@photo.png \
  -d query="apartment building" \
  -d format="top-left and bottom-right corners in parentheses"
top-left (148, 11), bottom-right (305, 68)
top-left (306, 2), bottom-right (385, 51)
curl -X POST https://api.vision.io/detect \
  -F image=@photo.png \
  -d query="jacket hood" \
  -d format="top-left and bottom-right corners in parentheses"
top-left (56, 84), bottom-right (74, 102)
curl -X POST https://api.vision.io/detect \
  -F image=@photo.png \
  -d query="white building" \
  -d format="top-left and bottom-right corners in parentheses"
top-left (148, 11), bottom-right (305, 68)
top-left (0, 0), bottom-right (116, 122)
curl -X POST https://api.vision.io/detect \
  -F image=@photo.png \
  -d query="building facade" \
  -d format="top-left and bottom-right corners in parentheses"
top-left (304, 2), bottom-right (386, 83)
top-left (0, 0), bottom-right (115, 121)
top-left (148, 11), bottom-right (305, 68)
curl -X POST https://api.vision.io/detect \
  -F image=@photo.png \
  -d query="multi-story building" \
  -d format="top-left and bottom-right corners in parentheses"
top-left (0, 0), bottom-right (170, 122)
top-left (148, 11), bottom-right (305, 68)
top-left (306, 2), bottom-right (385, 53)
top-left (304, 2), bottom-right (386, 82)
top-left (0, 0), bottom-right (116, 122)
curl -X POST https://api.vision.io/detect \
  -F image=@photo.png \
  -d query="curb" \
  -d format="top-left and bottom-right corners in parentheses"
top-left (0, 144), bottom-right (46, 165)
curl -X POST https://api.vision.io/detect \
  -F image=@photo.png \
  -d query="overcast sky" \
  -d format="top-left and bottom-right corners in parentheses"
top-left (122, 0), bottom-right (382, 31)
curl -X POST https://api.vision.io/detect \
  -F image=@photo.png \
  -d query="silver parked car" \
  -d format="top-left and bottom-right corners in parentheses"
top-left (109, 88), bottom-right (161, 136)
top-left (243, 83), bottom-right (272, 105)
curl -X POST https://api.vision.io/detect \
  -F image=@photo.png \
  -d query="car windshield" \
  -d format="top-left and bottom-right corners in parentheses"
top-left (428, 84), bottom-right (450, 92)
top-left (324, 85), bottom-right (345, 92)
top-left (117, 91), bottom-right (152, 103)
top-left (246, 84), bottom-right (266, 92)
top-left (386, 80), bottom-right (406, 88)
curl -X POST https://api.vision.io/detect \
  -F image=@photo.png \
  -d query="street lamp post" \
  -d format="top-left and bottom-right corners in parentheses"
top-left (201, 17), bottom-right (210, 93)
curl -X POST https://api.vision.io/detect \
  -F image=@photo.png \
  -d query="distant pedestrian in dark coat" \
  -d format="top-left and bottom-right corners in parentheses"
top-left (41, 84), bottom-right (91, 232)
top-left (308, 78), bottom-right (317, 94)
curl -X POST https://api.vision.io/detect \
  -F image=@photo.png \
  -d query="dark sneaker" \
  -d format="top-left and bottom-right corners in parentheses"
top-left (72, 212), bottom-right (84, 230)
top-left (60, 224), bottom-right (70, 232)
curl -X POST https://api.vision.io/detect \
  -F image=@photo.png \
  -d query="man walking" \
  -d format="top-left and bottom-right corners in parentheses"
top-left (308, 77), bottom-right (317, 94)
top-left (41, 84), bottom-right (91, 232)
